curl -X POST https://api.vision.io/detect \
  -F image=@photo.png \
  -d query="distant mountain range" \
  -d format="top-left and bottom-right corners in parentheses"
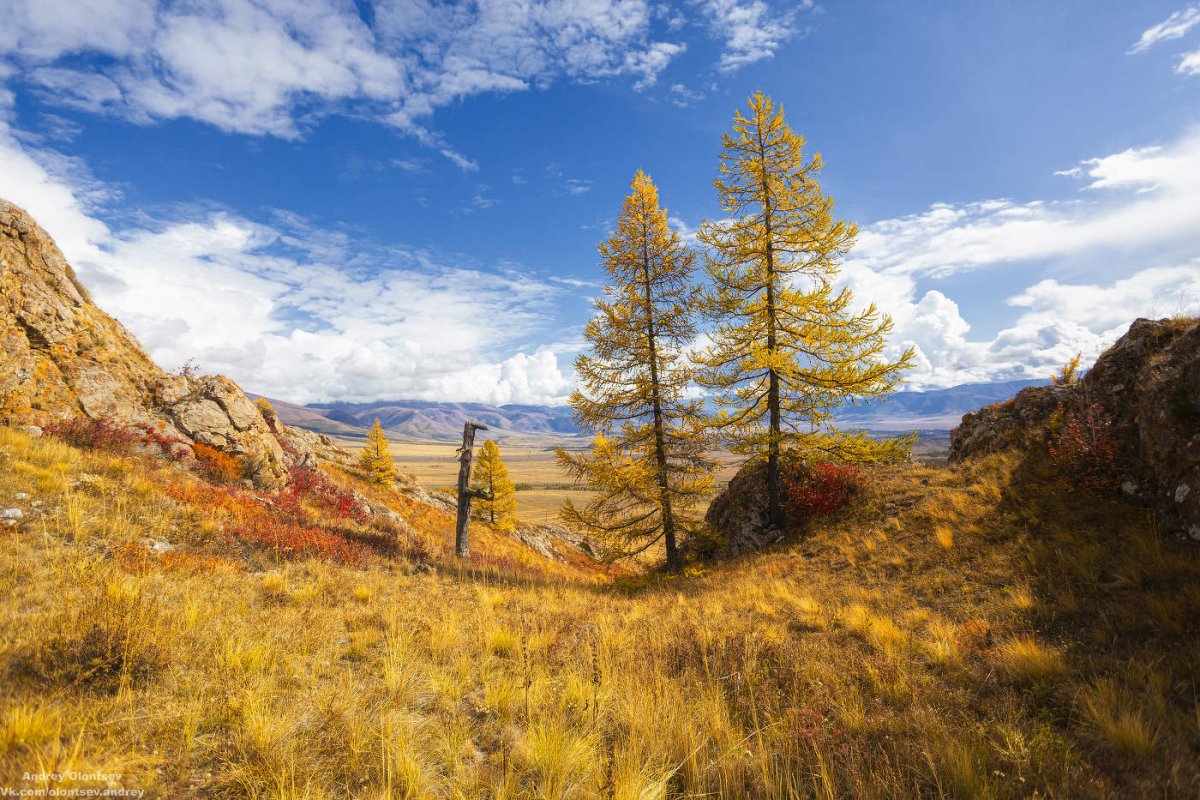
top-left (834, 378), bottom-right (1047, 431)
top-left (259, 378), bottom-right (1046, 442)
top-left (256, 397), bottom-right (582, 441)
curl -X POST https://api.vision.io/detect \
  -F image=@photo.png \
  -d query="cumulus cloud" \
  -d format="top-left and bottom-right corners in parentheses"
top-left (835, 131), bottom-right (1200, 389)
top-left (0, 118), bottom-right (575, 405)
top-left (0, 0), bottom-right (689, 162)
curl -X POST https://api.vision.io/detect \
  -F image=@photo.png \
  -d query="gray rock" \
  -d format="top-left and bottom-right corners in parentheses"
top-left (1, 508), bottom-right (23, 519)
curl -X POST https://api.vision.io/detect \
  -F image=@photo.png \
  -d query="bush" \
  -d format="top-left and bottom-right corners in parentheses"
top-left (284, 465), bottom-right (369, 524)
top-left (783, 461), bottom-right (866, 519)
top-left (1047, 401), bottom-right (1122, 494)
top-left (43, 416), bottom-right (138, 453)
top-left (193, 443), bottom-right (244, 484)
top-left (235, 518), bottom-right (367, 564)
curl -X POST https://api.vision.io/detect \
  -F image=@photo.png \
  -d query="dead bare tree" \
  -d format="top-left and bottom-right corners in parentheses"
top-left (454, 421), bottom-right (492, 558)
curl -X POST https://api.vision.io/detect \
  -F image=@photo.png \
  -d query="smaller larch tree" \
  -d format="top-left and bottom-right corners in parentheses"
top-left (557, 170), bottom-right (713, 572)
top-left (359, 418), bottom-right (396, 485)
top-left (472, 439), bottom-right (518, 532)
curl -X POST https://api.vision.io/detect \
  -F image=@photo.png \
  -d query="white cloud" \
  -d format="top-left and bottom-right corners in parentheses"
top-left (835, 131), bottom-right (1200, 389)
top-left (1130, 5), bottom-right (1200, 53)
top-left (847, 132), bottom-right (1200, 279)
top-left (838, 263), bottom-right (1200, 390)
top-left (564, 179), bottom-right (593, 195)
top-left (1180, 47), bottom-right (1200, 74)
top-left (0, 118), bottom-right (575, 405)
top-left (697, 0), bottom-right (804, 72)
top-left (668, 83), bottom-right (704, 107)
top-left (626, 42), bottom-right (687, 90)
top-left (0, 0), bottom-right (689, 162)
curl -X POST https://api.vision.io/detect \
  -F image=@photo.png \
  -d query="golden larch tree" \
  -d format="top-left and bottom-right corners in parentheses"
top-left (558, 170), bottom-right (714, 572)
top-left (359, 418), bottom-right (396, 485)
top-left (697, 92), bottom-right (915, 530)
top-left (472, 438), bottom-right (518, 532)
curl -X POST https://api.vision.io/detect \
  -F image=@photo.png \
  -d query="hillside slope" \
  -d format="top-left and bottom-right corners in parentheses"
top-left (1, 425), bottom-right (1197, 798)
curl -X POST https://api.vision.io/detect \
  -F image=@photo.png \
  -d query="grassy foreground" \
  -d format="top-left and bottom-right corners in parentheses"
top-left (1, 427), bottom-right (1198, 798)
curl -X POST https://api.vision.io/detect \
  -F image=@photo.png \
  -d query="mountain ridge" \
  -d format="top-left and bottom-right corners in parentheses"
top-left (259, 379), bottom-right (1049, 441)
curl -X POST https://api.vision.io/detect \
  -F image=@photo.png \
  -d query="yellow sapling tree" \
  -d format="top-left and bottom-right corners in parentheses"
top-left (472, 438), bottom-right (518, 532)
top-left (358, 418), bottom-right (397, 485)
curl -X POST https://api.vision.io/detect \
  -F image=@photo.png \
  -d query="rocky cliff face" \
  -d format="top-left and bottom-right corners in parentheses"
top-left (0, 199), bottom-right (308, 487)
top-left (951, 317), bottom-right (1200, 540)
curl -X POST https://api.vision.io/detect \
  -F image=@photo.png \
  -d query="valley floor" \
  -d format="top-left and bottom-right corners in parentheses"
top-left (1, 428), bottom-right (1198, 799)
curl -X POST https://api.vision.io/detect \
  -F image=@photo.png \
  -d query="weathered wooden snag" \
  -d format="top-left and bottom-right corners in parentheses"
top-left (454, 421), bottom-right (492, 558)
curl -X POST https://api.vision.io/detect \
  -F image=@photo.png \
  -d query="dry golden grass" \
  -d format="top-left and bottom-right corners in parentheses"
top-left (0, 427), bottom-right (1198, 798)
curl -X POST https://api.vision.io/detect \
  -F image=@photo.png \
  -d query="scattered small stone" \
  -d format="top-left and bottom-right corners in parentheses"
top-left (14, 492), bottom-right (29, 500)
top-left (19, 425), bottom-right (42, 439)
top-left (1, 508), bottom-right (23, 520)
top-left (144, 537), bottom-right (174, 554)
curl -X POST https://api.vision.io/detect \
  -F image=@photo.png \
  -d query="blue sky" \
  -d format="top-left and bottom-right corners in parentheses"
top-left (1, 0), bottom-right (1199, 404)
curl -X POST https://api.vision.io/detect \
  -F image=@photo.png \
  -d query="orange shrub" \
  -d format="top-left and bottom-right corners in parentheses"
top-left (193, 443), bottom-right (243, 485)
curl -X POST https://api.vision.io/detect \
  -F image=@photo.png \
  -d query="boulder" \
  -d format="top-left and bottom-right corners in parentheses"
top-left (695, 459), bottom-right (784, 559)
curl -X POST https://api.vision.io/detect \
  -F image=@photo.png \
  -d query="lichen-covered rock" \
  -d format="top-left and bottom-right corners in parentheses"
top-left (695, 459), bottom-right (785, 559)
top-left (0, 199), bottom-right (296, 487)
top-left (950, 317), bottom-right (1200, 539)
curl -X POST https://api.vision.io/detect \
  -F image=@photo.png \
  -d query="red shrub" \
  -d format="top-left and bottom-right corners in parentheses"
top-left (783, 461), bottom-right (866, 519)
top-left (1048, 401), bottom-right (1123, 494)
top-left (193, 443), bottom-right (244, 485)
top-left (44, 416), bottom-right (138, 453)
top-left (235, 518), bottom-right (367, 564)
top-left (284, 465), bottom-right (369, 524)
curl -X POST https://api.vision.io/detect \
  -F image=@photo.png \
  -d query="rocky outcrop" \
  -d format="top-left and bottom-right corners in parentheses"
top-left (0, 199), bottom-right (310, 487)
top-left (948, 384), bottom-right (1071, 460)
top-left (950, 317), bottom-right (1200, 539)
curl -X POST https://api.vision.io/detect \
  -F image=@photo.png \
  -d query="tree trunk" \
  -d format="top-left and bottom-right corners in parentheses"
top-left (639, 217), bottom-right (679, 572)
top-left (455, 421), bottom-right (488, 558)
top-left (758, 118), bottom-right (786, 531)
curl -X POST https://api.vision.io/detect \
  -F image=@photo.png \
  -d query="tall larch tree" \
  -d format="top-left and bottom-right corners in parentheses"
top-left (697, 92), bottom-right (915, 530)
top-left (359, 418), bottom-right (397, 485)
top-left (472, 438), bottom-right (518, 532)
top-left (557, 171), bottom-right (713, 572)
